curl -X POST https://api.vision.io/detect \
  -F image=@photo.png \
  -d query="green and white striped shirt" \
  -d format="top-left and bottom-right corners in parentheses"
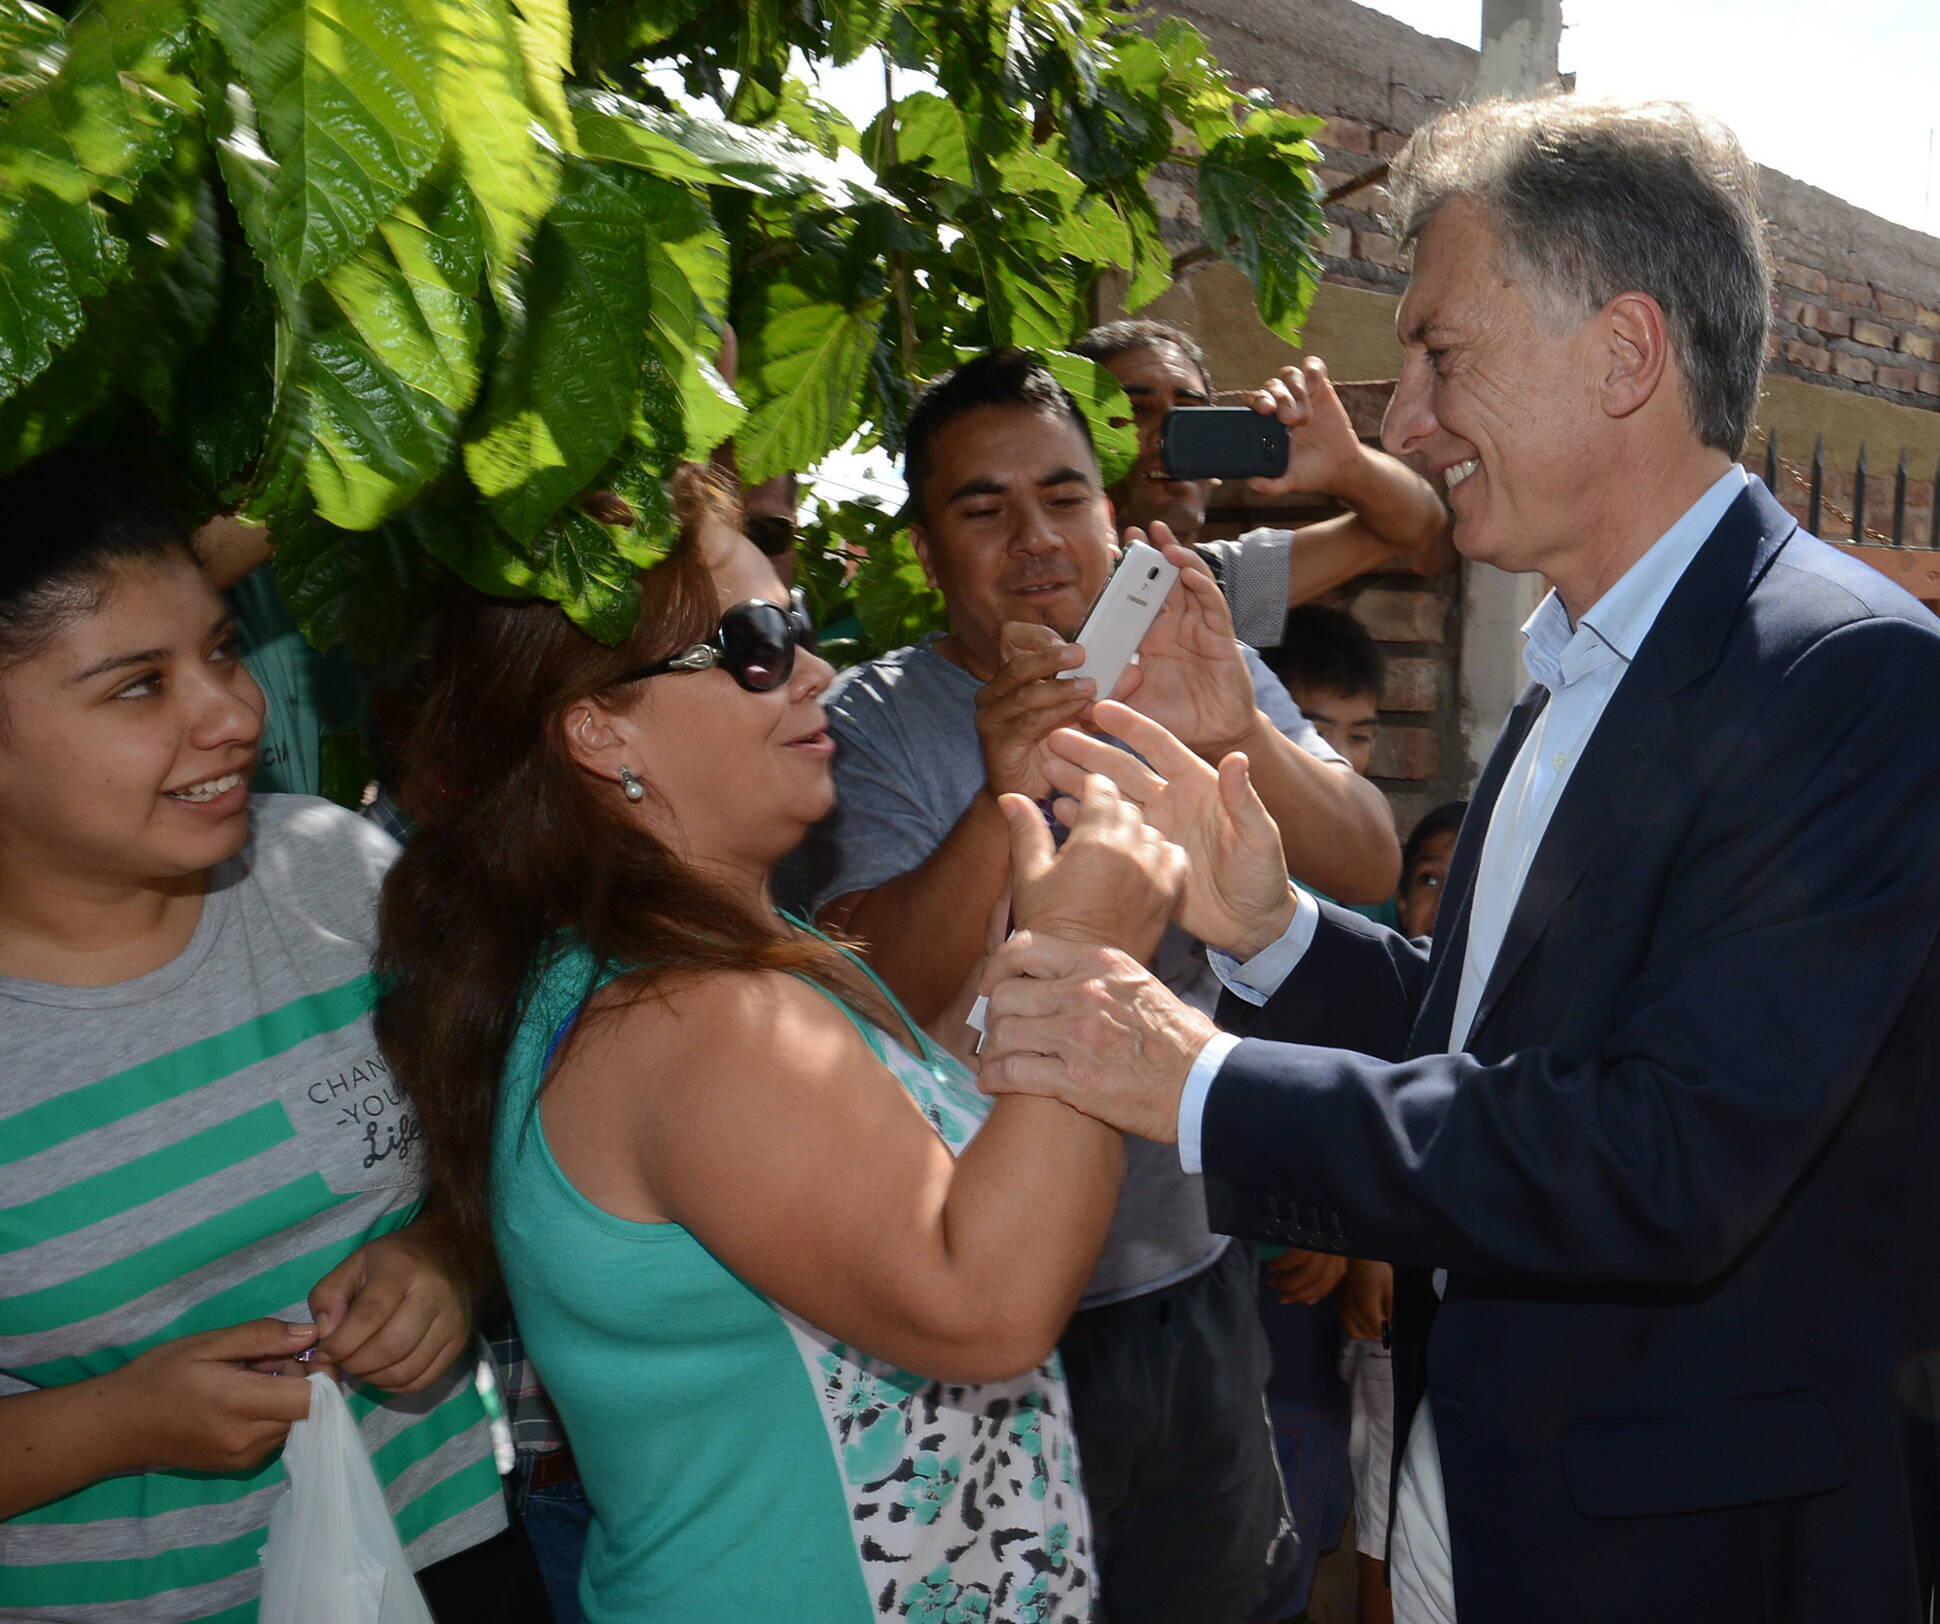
top-left (0, 796), bottom-right (503, 1622)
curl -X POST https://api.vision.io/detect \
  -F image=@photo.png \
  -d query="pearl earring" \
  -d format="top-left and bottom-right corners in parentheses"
top-left (618, 766), bottom-right (645, 803)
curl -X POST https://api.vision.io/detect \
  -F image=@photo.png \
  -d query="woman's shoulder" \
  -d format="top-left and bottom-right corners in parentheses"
top-left (577, 965), bottom-right (881, 1095)
top-left (235, 794), bottom-right (399, 942)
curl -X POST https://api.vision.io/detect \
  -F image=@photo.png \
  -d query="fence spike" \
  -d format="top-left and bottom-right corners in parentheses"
top-left (1852, 443), bottom-right (1867, 541)
top-left (1893, 450), bottom-right (1908, 547)
top-left (1763, 428), bottom-right (1777, 489)
top-left (1809, 435), bottom-right (1824, 536)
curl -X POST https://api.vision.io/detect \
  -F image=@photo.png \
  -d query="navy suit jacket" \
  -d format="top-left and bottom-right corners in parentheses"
top-left (1207, 481), bottom-right (1940, 1621)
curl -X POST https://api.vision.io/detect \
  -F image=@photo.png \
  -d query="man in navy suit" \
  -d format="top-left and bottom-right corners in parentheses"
top-left (977, 96), bottom-right (1940, 1623)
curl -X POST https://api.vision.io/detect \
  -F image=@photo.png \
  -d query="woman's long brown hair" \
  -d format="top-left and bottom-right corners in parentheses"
top-left (375, 469), bottom-right (882, 1280)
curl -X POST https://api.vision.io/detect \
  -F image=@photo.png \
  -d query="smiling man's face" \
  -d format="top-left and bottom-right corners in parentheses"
top-left (1100, 340), bottom-right (1216, 545)
top-left (1382, 199), bottom-right (1606, 577)
top-left (909, 402), bottom-right (1116, 677)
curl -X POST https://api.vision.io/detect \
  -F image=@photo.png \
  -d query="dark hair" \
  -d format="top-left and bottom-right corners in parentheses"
top-left (1402, 800), bottom-right (1467, 878)
top-left (1073, 319), bottom-right (1211, 392)
top-left (1266, 603), bottom-right (1384, 700)
top-left (903, 350), bottom-right (1094, 523)
top-left (374, 466), bottom-right (884, 1279)
top-left (0, 448), bottom-right (197, 671)
top-left (1388, 98), bottom-right (1770, 456)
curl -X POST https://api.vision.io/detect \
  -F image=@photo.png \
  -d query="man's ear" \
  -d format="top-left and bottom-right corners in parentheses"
top-left (561, 697), bottom-right (633, 785)
top-left (908, 523), bottom-right (942, 592)
top-left (1600, 291), bottom-right (1671, 421)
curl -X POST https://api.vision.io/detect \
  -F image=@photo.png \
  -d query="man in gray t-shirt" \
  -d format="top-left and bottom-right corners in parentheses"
top-left (792, 351), bottom-right (1400, 1624)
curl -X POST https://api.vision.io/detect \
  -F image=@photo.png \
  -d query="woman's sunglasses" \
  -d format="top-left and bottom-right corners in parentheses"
top-left (616, 588), bottom-right (817, 694)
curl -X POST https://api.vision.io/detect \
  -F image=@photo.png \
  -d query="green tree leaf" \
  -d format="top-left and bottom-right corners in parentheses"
top-left (1111, 176), bottom-right (1170, 309)
top-left (200, 0), bottom-right (443, 285)
top-left (463, 154), bottom-right (655, 542)
top-left (826, 0), bottom-right (891, 66)
top-left (3, 0), bottom-right (192, 203)
top-left (272, 503), bottom-right (448, 659)
top-left (526, 504), bottom-right (639, 640)
top-left (1197, 107), bottom-right (1326, 340)
top-left (166, 239), bottom-right (274, 495)
top-left (413, 0), bottom-right (560, 286)
top-left (1042, 348), bottom-right (1136, 487)
top-left (1151, 18), bottom-right (1238, 154)
top-left (572, 88), bottom-right (883, 205)
top-left (852, 525), bottom-right (944, 656)
top-left (0, 2), bottom-right (67, 103)
top-left (863, 89), bottom-right (970, 189)
top-left (670, 345), bottom-right (744, 460)
top-left (771, 75), bottom-right (860, 156)
top-left (734, 275), bottom-right (882, 486)
top-left (0, 0), bottom-right (194, 395)
top-left (506, 0), bottom-right (574, 150)
top-left (298, 172), bottom-right (486, 527)
top-left (972, 218), bottom-right (1077, 352)
top-left (0, 133), bottom-right (216, 472)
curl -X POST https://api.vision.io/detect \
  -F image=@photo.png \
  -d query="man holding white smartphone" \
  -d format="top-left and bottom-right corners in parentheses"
top-left (788, 350), bottom-right (1399, 1624)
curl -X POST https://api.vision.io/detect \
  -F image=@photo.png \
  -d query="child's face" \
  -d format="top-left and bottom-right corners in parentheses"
top-left (1397, 828), bottom-right (1458, 939)
top-left (1289, 684), bottom-right (1379, 777)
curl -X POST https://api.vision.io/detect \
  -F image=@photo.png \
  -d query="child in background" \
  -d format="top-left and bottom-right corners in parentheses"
top-left (1263, 604), bottom-right (1383, 776)
top-left (1262, 606), bottom-right (1395, 928)
top-left (1394, 800), bottom-right (1464, 942)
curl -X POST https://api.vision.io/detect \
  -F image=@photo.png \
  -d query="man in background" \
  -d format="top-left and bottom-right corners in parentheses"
top-left (1074, 320), bottom-right (1446, 649)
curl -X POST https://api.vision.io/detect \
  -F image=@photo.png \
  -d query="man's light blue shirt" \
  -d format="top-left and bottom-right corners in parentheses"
top-left (1177, 463), bottom-right (1751, 1172)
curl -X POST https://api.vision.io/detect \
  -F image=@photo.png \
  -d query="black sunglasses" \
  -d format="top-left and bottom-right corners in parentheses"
top-left (617, 588), bottom-right (817, 694)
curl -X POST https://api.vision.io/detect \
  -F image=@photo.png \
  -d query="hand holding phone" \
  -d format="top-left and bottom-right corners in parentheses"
top-left (1059, 541), bottom-right (1182, 703)
top-left (1160, 407), bottom-right (1290, 481)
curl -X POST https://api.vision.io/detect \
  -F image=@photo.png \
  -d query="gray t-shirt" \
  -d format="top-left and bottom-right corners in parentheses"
top-left (789, 637), bottom-right (1343, 1306)
top-left (0, 795), bottom-right (503, 1622)
top-left (1197, 527), bottom-right (1296, 650)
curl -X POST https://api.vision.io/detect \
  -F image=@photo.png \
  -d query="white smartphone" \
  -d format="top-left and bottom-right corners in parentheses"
top-left (1060, 541), bottom-right (1181, 701)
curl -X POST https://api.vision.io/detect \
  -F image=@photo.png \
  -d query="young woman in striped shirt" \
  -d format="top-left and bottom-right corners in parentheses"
top-left (0, 451), bottom-right (532, 1621)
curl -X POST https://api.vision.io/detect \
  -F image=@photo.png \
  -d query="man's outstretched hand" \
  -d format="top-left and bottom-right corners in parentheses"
top-left (978, 931), bottom-right (1215, 1142)
top-left (1042, 700), bottom-right (1296, 960)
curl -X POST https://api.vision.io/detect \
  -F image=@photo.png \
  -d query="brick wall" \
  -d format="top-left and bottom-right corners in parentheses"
top-left (1165, 0), bottom-right (1940, 425)
top-left (1770, 267), bottom-right (1940, 405)
top-left (1303, 108), bottom-right (1940, 422)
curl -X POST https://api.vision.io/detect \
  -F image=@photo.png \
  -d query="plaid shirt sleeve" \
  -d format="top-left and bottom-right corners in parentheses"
top-left (486, 1316), bottom-right (569, 1457)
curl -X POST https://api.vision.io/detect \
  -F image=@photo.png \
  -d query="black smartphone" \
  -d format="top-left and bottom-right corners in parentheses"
top-left (1159, 406), bottom-right (1290, 481)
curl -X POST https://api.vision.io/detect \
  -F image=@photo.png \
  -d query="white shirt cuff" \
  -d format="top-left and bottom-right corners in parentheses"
top-left (1206, 888), bottom-right (1319, 1006)
top-left (1177, 1032), bottom-right (1241, 1175)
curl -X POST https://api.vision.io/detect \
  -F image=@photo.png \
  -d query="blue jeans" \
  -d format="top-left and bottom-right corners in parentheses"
top-left (508, 1450), bottom-right (593, 1624)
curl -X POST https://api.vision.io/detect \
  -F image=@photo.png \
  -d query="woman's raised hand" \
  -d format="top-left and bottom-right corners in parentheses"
top-left (998, 767), bottom-right (1184, 965)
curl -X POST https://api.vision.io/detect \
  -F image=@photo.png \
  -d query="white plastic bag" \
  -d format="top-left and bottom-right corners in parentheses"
top-left (258, 1372), bottom-right (435, 1624)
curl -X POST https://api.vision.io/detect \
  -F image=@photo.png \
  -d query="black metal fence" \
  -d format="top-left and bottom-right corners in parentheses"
top-left (1758, 432), bottom-right (1940, 547)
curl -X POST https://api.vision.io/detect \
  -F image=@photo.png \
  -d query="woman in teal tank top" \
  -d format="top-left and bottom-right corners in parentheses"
top-left (376, 469), bottom-right (1189, 1622)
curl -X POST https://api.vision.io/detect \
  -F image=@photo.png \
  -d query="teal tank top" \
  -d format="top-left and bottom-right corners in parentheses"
top-left (492, 934), bottom-right (1095, 1623)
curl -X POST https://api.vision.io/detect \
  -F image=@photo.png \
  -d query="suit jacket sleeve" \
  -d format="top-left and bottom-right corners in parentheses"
top-left (1216, 897), bottom-right (1433, 1060)
top-left (1204, 613), bottom-right (1940, 1286)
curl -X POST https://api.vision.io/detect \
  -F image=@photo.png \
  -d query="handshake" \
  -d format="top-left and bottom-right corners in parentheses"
top-left (975, 700), bottom-right (1297, 1144)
